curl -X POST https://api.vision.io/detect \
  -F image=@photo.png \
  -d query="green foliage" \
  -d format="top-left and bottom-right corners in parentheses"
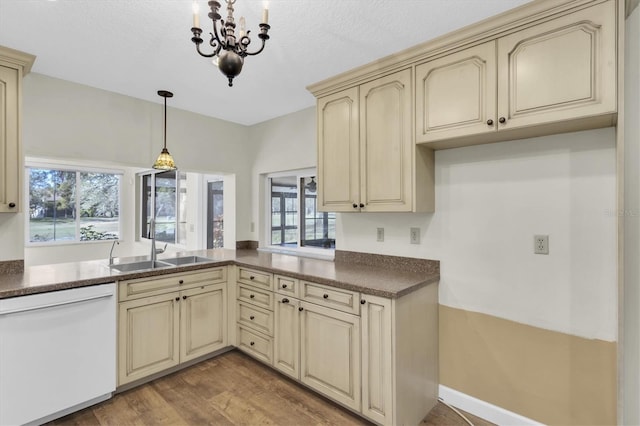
top-left (80, 225), bottom-right (118, 241)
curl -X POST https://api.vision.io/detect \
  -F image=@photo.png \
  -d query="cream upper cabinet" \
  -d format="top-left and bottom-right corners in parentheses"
top-left (317, 69), bottom-right (433, 213)
top-left (359, 69), bottom-right (413, 212)
top-left (0, 47), bottom-right (34, 213)
top-left (416, 41), bottom-right (497, 143)
top-left (497, 0), bottom-right (616, 130)
top-left (317, 87), bottom-right (360, 212)
top-left (416, 0), bottom-right (616, 146)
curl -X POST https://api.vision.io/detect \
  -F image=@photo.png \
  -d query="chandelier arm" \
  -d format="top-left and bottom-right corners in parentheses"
top-left (244, 38), bottom-right (267, 56)
top-left (194, 41), bottom-right (218, 58)
top-left (211, 16), bottom-right (227, 50)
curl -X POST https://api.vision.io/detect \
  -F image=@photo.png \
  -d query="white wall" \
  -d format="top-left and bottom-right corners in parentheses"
top-left (339, 129), bottom-right (617, 342)
top-left (18, 74), bottom-right (253, 265)
top-left (623, 5), bottom-right (640, 425)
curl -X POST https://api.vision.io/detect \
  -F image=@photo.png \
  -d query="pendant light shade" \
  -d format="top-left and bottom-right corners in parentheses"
top-left (153, 90), bottom-right (177, 171)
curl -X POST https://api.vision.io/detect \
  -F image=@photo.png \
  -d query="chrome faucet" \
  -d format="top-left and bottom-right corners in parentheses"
top-left (109, 240), bottom-right (119, 265)
top-left (149, 218), bottom-right (167, 263)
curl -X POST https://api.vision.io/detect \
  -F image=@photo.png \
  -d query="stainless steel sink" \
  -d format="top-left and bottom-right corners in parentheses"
top-left (161, 256), bottom-right (213, 266)
top-left (110, 260), bottom-right (173, 272)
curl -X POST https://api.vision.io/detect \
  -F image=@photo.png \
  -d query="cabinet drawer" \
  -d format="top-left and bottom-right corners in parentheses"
top-left (275, 275), bottom-right (299, 297)
top-left (237, 325), bottom-right (273, 364)
top-left (237, 267), bottom-right (273, 291)
top-left (301, 282), bottom-right (360, 315)
top-left (237, 301), bottom-right (273, 336)
top-left (237, 284), bottom-right (274, 311)
top-left (119, 268), bottom-right (227, 301)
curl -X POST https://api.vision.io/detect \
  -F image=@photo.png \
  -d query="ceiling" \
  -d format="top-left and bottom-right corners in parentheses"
top-left (0, 0), bottom-right (532, 126)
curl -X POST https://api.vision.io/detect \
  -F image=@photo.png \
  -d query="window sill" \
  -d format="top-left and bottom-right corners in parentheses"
top-left (258, 246), bottom-right (335, 262)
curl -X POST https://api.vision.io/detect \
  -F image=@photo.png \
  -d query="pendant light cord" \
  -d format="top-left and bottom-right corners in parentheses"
top-left (163, 96), bottom-right (167, 150)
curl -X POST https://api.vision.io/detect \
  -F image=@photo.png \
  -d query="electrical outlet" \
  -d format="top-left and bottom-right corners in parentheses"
top-left (410, 227), bottom-right (420, 244)
top-left (534, 235), bottom-right (549, 255)
top-left (377, 228), bottom-right (384, 242)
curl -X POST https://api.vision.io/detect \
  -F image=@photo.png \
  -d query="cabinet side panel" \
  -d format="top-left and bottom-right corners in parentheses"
top-left (394, 283), bottom-right (439, 425)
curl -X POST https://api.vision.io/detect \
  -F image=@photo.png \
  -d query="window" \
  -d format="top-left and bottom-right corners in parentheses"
top-left (140, 170), bottom-right (187, 245)
top-left (268, 173), bottom-right (335, 251)
top-left (207, 180), bottom-right (224, 249)
top-left (27, 167), bottom-right (121, 243)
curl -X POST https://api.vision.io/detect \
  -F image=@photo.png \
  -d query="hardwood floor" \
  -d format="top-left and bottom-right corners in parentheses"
top-left (49, 350), bottom-right (493, 426)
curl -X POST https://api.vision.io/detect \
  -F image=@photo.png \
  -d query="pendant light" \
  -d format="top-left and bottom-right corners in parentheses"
top-left (152, 90), bottom-right (177, 170)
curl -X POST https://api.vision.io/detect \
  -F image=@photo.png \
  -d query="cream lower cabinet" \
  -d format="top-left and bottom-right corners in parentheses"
top-left (300, 300), bottom-right (361, 411)
top-left (118, 268), bottom-right (227, 386)
top-left (317, 69), bottom-right (434, 213)
top-left (416, 0), bottom-right (616, 147)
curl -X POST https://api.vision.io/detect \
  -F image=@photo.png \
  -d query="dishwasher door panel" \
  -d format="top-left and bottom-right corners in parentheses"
top-left (0, 284), bottom-right (116, 426)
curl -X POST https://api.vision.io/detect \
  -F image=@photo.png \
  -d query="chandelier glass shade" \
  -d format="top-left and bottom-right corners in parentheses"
top-left (152, 90), bottom-right (177, 171)
top-left (190, 0), bottom-right (271, 87)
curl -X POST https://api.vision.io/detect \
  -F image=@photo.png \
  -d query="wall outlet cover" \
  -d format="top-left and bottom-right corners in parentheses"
top-left (534, 235), bottom-right (549, 254)
top-left (377, 228), bottom-right (384, 242)
top-left (410, 227), bottom-right (420, 244)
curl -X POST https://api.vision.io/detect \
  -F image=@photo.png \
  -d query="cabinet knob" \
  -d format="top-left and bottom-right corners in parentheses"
top-left (486, 119), bottom-right (494, 126)
top-left (323, 294), bottom-right (329, 299)
top-left (175, 297), bottom-right (180, 301)
top-left (8, 202), bottom-right (16, 208)
top-left (282, 284), bottom-right (287, 289)
top-left (298, 307), bottom-right (304, 312)
top-left (360, 299), bottom-right (366, 305)
top-left (249, 276), bottom-right (255, 280)
top-left (352, 203), bottom-right (358, 209)
top-left (498, 117), bottom-right (506, 124)
top-left (179, 280), bottom-right (184, 284)
top-left (250, 294), bottom-right (255, 299)
top-left (250, 341), bottom-right (255, 346)
top-left (250, 315), bottom-right (255, 320)
top-left (359, 203), bottom-right (365, 208)
top-left (282, 298), bottom-right (289, 304)
top-left (182, 295), bottom-right (187, 300)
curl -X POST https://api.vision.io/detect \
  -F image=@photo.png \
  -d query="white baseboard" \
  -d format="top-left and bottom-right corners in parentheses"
top-left (438, 385), bottom-right (545, 426)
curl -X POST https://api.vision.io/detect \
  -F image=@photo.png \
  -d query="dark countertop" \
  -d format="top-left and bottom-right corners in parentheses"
top-left (0, 249), bottom-right (439, 300)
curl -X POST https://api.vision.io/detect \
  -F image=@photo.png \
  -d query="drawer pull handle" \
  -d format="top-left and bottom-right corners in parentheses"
top-left (179, 280), bottom-right (184, 284)
top-left (359, 203), bottom-right (365, 208)
top-left (499, 116), bottom-right (506, 124)
top-left (250, 315), bottom-right (255, 320)
top-left (183, 295), bottom-right (187, 300)
top-left (323, 294), bottom-right (329, 299)
top-left (282, 298), bottom-right (289, 304)
top-left (250, 341), bottom-right (255, 346)
top-left (360, 299), bottom-right (366, 304)
top-left (8, 202), bottom-right (16, 208)
top-left (175, 297), bottom-right (180, 301)
top-left (486, 119), bottom-right (494, 126)
top-left (352, 203), bottom-right (358, 208)
top-left (249, 276), bottom-right (255, 280)
top-left (298, 307), bottom-right (304, 312)
top-left (282, 284), bottom-right (287, 289)
top-left (250, 294), bottom-right (255, 299)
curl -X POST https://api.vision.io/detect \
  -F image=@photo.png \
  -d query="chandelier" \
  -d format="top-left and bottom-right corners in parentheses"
top-left (190, 0), bottom-right (271, 87)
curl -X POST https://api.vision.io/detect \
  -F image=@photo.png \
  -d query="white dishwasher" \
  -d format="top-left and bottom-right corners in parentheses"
top-left (0, 283), bottom-right (116, 426)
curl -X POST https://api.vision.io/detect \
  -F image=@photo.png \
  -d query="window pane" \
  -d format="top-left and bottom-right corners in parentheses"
top-left (177, 172), bottom-right (187, 246)
top-left (155, 171), bottom-right (176, 243)
top-left (272, 231), bottom-right (281, 245)
top-left (300, 176), bottom-right (335, 249)
top-left (79, 172), bottom-right (119, 240)
top-left (28, 169), bottom-right (76, 242)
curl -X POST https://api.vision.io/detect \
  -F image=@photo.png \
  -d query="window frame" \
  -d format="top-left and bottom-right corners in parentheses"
top-left (24, 159), bottom-right (123, 246)
top-left (261, 168), bottom-right (335, 260)
top-left (138, 169), bottom-right (187, 247)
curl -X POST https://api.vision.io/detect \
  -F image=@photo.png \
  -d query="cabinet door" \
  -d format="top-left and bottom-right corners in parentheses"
top-left (415, 41), bottom-right (497, 143)
top-left (497, 0), bottom-right (616, 130)
top-left (300, 301), bottom-right (360, 410)
top-left (273, 295), bottom-right (300, 379)
top-left (118, 293), bottom-right (180, 385)
top-left (317, 87), bottom-right (360, 212)
top-left (180, 283), bottom-right (227, 363)
top-left (0, 65), bottom-right (19, 212)
top-left (361, 295), bottom-right (393, 425)
top-left (359, 69), bottom-right (413, 212)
